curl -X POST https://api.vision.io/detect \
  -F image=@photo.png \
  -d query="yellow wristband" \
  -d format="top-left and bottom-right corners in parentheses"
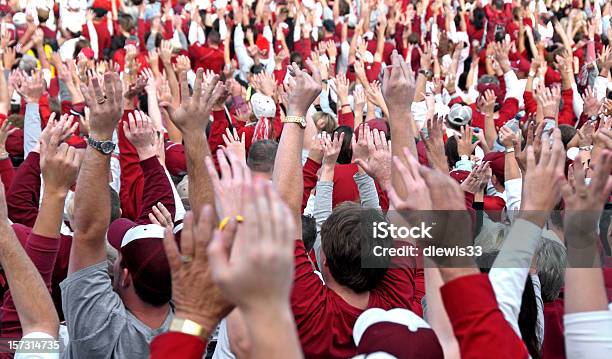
top-left (219, 215), bottom-right (244, 230)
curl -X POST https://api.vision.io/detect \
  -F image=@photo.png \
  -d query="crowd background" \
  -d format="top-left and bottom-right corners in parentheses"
top-left (0, 0), bottom-right (609, 358)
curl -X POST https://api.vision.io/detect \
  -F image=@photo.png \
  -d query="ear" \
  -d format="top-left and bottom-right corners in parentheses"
top-left (121, 268), bottom-right (132, 289)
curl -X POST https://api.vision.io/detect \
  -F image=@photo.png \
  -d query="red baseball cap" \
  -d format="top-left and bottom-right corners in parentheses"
top-left (107, 219), bottom-right (171, 301)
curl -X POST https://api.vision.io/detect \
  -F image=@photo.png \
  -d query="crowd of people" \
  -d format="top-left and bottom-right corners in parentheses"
top-left (0, 0), bottom-right (609, 358)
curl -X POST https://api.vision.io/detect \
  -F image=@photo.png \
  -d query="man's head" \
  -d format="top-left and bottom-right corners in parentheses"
top-left (108, 220), bottom-right (171, 307)
top-left (320, 202), bottom-right (391, 293)
top-left (208, 29), bottom-right (221, 47)
top-left (247, 139), bottom-right (278, 176)
top-left (447, 103), bottom-right (472, 130)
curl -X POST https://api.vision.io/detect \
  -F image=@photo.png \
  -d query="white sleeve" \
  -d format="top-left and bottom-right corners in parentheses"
top-left (188, 22), bottom-right (205, 45)
top-left (86, 20), bottom-right (99, 59)
top-left (411, 100), bottom-right (428, 130)
top-left (233, 25), bottom-right (254, 78)
top-left (218, 19), bottom-right (228, 40)
top-left (110, 156), bottom-right (121, 194)
top-left (23, 103), bottom-right (42, 157)
top-left (564, 309), bottom-right (612, 359)
top-left (14, 332), bottom-right (59, 359)
top-left (593, 76), bottom-right (608, 101)
top-left (503, 70), bottom-right (523, 100)
top-left (504, 177), bottom-right (522, 220)
top-left (489, 219), bottom-right (543, 339)
top-left (571, 82), bottom-right (584, 120)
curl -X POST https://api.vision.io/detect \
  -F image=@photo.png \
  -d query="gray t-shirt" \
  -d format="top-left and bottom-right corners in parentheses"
top-left (60, 261), bottom-right (174, 359)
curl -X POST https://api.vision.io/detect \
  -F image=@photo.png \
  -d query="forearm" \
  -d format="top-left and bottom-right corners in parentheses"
top-left (390, 114), bottom-right (417, 196)
top-left (183, 132), bottom-right (215, 221)
top-left (24, 103), bottom-right (42, 157)
top-left (70, 145), bottom-right (111, 273)
top-left (273, 124), bottom-right (304, 226)
top-left (354, 172), bottom-right (380, 208)
top-left (0, 223), bottom-right (59, 336)
top-left (242, 306), bottom-right (303, 359)
top-left (32, 187), bottom-right (67, 239)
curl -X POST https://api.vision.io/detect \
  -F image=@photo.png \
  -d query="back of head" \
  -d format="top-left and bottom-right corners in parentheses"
top-left (208, 29), bottom-right (221, 46)
top-left (558, 124), bottom-right (576, 148)
top-left (333, 126), bottom-right (354, 164)
top-left (247, 139), bottom-right (278, 173)
top-left (536, 238), bottom-right (566, 302)
top-left (320, 202), bottom-right (391, 293)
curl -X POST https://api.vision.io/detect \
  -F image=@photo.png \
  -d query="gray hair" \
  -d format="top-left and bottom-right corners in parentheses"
top-left (536, 238), bottom-right (566, 302)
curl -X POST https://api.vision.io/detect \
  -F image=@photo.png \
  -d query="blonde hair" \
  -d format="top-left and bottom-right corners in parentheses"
top-left (312, 111), bottom-right (337, 134)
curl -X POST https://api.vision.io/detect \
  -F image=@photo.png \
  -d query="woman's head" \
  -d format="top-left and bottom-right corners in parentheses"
top-left (312, 112), bottom-right (337, 134)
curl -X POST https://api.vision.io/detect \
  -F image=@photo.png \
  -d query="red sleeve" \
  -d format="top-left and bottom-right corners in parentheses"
top-left (290, 239), bottom-right (329, 326)
top-left (441, 273), bottom-right (530, 359)
top-left (494, 98), bottom-right (519, 128)
top-left (135, 156), bottom-right (176, 225)
top-left (150, 332), bottom-right (207, 359)
top-left (337, 109), bottom-right (355, 128)
top-left (138, 18), bottom-right (147, 53)
top-left (6, 153), bottom-right (40, 227)
top-left (0, 158), bottom-right (15, 193)
top-left (523, 91), bottom-right (537, 115)
top-left (293, 38), bottom-right (312, 60)
top-left (271, 106), bottom-right (284, 140)
top-left (273, 67), bottom-right (287, 84)
top-left (118, 111), bottom-right (144, 221)
top-left (1, 231), bottom-right (60, 340)
top-left (373, 249), bottom-right (424, 316)
top-left (557, 89), bottom-right (575, 126)
top-left (208, 110), bottom-right (230, 154)
top-left (163, 20), bottom-right (173, 40)
top-left (237, 125), bottom-right (255, 155)
top-left (302, 158), bottom-right (321, 212)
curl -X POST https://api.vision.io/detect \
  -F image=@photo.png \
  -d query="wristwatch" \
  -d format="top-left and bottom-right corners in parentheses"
top-left (283, 115), bottom-right (307, 128)
top-left (169, 318), bottom-right (206, 339)
top-left (527, 70), bottom-right (536, 78)
top-left (87, 137), bottom-right (116, 155)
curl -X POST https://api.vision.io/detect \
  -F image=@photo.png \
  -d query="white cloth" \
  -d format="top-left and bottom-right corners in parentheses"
top-left (489, 219), bottom-right (543, 343)
top-left (564, 309), bottom-right (612, 359)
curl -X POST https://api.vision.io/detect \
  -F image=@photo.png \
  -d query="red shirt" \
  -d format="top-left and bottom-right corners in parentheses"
top-left (291, 240), bottom-right (424, 358)
top-left (189, 43), bottom-right (225, 74)
top-left (82, 20), bottom-right (111, 59)
top-left (441, 273), bottom-right (529, 359)
top-left (150, 332), bottom-right (206, 359)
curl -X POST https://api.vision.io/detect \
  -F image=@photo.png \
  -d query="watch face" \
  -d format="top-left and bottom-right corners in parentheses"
top-left (100, 141), bottom-right (116, 154)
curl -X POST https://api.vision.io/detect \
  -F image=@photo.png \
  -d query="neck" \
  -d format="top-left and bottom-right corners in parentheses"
top-left (326, 279), bottom-right (370, 310)
top-left (123, 293), bottom-right (170, 329)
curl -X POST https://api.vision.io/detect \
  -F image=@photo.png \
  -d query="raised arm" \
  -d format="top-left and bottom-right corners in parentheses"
top-left (0, 185), bottom-right (59, 337)
top-left (273, 61), bottom-right (322, 224)
top-left (382, 51), bottom-right (417, 197)
top-left (69, 73), bottom-right (124, 274)
top-left (165, 69), bottom-right (226, 220)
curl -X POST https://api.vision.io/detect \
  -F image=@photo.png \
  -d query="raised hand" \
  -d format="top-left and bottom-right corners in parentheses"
top-left (220, 127), bottom-right (246, 162)
top-left (353, 126), bottom-right (392, 188)
top-left (79, 72), bottom-right (124, 140)
top-left (456, 126), bottom-right (478, 157)
top-left (332, 72), bottom-right (349, 106)
top-left (205, 148), bottom-right (252, 219)
top-left (382, 50), bottom-right (416, 111)
top-left (561, 151), bottom-right (612, 266)
top-left (16, 69), bottom-right (46, 104)
top-left (420, 115), bottom-right (449, 172)
top-left (208, 180), bottom-right (296, 312)
top-left (148, 202), bottom-right (174, 229)
top-left (520, 128), bottom-right (565, 226)
top-left (166, 68), bottom-right (225, 134)
top-left (581, 87), bottom-right (601, 118)
top-left (321, 131), bottom-right (344, 167)
top-left (123, 110), bottom-right (157, 160)
top-left (387, 148), bottom-right (433, 211)
top-left (460, 162), bottom-right (491, 194)
top-left (535, 86), bottom-right (561, 120)
top-left (0, 120), bottom-right (18, 156)
top-left (40, 115), bottom-right (82, 193)
top-left (285, 61), bottom-right (322, 117)
top-left (162, 206), bottom-right (236, 338)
